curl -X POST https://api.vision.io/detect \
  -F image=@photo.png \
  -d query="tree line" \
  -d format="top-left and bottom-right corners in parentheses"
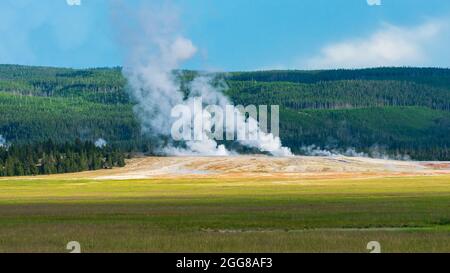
top-left (1, 65), bottom-right (450, 160)
top-left (0, 139), bottom-right (126, 176)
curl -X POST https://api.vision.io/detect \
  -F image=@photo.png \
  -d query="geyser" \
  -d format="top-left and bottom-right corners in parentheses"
top-left (113, 1), bottom-right (292, 157)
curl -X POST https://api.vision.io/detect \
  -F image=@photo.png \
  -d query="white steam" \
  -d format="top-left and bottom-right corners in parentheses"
top-left (0, 135), bottom-right (6, 148)
top-left (300, 145), bottom-right (411, 160)
top-left (95, 138), bottom-right (107, 148)
top-left (116, 2), bottom-right (291, 157)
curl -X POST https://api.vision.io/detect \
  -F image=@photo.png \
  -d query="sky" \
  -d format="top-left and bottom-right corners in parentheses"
top-left (0, 0), bottom-right (449, 71)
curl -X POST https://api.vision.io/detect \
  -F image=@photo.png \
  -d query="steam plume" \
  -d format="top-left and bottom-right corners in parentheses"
top-left (113, 1), bottom-right (291, 156)
top-left (300, 145), bottom-right (410, 160)
top-left (0, 135), bottom-right (6, 148)
top-left (95, 138), bottom-right (107, 148)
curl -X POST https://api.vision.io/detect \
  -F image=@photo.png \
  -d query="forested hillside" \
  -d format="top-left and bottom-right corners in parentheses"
top-left (0, 64), bottom-right (449, 160)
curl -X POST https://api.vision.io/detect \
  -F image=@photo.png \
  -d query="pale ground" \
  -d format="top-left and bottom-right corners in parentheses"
top-left (10, 155), bottom-right (448, 180)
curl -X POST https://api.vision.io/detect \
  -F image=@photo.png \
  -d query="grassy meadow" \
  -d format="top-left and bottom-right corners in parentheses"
top-left (0, 175), bottom-right (449, 252)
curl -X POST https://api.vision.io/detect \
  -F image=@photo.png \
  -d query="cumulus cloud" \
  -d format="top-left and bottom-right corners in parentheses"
top-left (67, 0), bottom-right (81, 6)
top-left (306, 20), bottom-right (448, 69)
top-left (367, 0), bottom-right (381, 6)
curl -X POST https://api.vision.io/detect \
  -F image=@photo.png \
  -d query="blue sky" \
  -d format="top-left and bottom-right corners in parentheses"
top-left (1, 0), bottom-right (449, 70)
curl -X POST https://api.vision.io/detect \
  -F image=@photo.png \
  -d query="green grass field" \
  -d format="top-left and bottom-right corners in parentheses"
top-left (0, 175), bottom-right (449, 253)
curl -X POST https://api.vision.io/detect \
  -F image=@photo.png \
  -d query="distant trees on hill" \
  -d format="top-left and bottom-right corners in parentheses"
top-left (225, 80), bottom-right (450, 111)
top-left (0, 139), bottom-right (126, 176)
top-left (1, 65), bottom-right (450, 160)
top-left (227, 67), bottom-right (450, 88)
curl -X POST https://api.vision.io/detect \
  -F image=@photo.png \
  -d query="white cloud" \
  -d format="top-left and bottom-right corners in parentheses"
top-left (306, 20), bottom-right (448, 69)
top-left (67, 0), bottom-right (81, 6)
top-left (367, 0), bottom-right (381, 6)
